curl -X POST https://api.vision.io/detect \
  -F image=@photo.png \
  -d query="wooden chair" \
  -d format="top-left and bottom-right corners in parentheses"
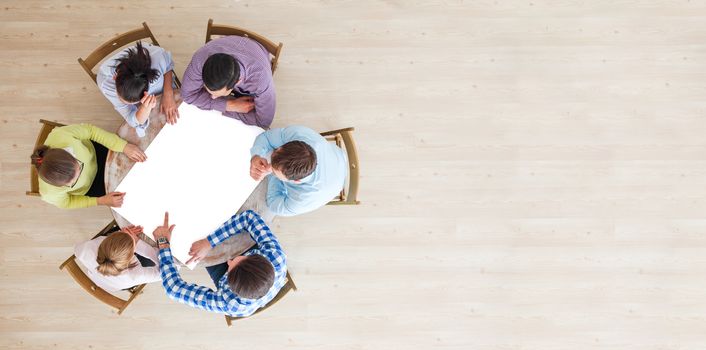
top-left (59, 220), bottom-right (146, 315)
top-left (321, 127), bottom-right (361, 205)
top-left (27, 119), bottom-right (66, 196)
top-left (78, 22), bottom-right (180, 87)
top-left (224, 270), bottom-right (297, 326)
top-left (205, 18), bottom-right (283, 74)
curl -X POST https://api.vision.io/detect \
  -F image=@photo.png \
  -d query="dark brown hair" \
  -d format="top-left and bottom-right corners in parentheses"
top-left (271, 141), bottom-right (317, 181)
top-left (227, 255), bottom-right (275, 299)
top-left (202, 53), bottom-right (239, 91)
top-left (114, 41), bottom-right (160, 103)
top-left (31, 145), bottom-right (79, 186)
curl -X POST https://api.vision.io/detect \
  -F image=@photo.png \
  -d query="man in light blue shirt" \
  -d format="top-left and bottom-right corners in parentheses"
top-left (249, 126), bottom-right (347, 216)
top-left (96, 43), bottom-right (177, 137)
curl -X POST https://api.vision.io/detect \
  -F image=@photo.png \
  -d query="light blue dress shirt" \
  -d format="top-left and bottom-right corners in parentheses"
top-left (96, 43), bottom-right (174, 137)
top-left (250, 126), bottom-right (348, 216)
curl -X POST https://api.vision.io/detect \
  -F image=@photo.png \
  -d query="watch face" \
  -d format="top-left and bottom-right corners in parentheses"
top-left (158, 237), bottom-right (168, 244)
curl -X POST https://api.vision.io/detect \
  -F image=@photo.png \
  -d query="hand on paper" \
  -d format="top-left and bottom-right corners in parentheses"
top-left (250, 155), bottom-right (272, 181)
top-left (185, 238), bottom-right (212, 265)
top-left (153, 211), bottom-right (175, 243)
top-left (98, 192), bottom-right (125, 207)
top-left (226, 96), bottom-right (255, 113)
top-left (161, 91), bottom-right (179, 125)
top-left (123, 143), bottom-right (147, 162)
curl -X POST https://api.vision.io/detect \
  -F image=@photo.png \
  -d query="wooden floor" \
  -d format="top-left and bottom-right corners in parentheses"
top-left (2, 1), bottom-right (706, 349)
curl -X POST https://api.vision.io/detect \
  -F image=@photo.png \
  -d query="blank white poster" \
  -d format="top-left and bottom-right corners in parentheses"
top-left (112, 102), bottom-right (263, 268)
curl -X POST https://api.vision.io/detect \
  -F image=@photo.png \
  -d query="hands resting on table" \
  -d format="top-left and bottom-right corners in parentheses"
top-left (249, 155), bottom-right (272, 181)
top-left (99, 142), bottom-right (147, 208)
top-left (150, 211), bottom-right (211, 265)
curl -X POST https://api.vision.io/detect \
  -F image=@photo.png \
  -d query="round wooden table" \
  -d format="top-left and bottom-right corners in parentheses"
top-left (104, 91), bottom-right (275, 267)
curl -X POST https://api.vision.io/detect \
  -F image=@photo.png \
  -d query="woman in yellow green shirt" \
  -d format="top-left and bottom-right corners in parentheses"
top-left (30, 124), bottom-right (146, 209)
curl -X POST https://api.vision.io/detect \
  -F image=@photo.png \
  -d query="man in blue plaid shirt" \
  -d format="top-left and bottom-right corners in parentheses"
top-left (152, 210), bottom-right (287, 317)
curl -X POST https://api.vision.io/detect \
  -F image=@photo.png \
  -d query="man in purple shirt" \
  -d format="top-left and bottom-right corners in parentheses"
top-left (181, 36), bottom-right (276, 128)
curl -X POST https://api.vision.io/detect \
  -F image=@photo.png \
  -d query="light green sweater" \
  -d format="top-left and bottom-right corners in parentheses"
top-left (39, 124), bottom-right (127, 209)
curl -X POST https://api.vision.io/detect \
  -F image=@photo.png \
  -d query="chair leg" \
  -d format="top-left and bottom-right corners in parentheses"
top-left (118, 284), bottom-right (146, 315)
top-left (225, 315), bottom-right (233, 327)
top-left (287, 271), bottom-right (298, 291)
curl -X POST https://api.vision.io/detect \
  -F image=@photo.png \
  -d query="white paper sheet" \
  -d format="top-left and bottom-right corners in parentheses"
top-left (112, 102), bottom-right (263, 268)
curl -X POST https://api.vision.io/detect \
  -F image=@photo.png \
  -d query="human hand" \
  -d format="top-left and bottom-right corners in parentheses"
top-left (139, 92), bottom-right (157, 111)
top-left (185, 238), bottom-right (212, 265)
top-left (225, 96), bottom-right (255, 113)
top-left (153, 211), bottom-right (175, 243)
top-left (250, 155), bottom-right (272, 181)
top-left (123, 143), bottom-right (147, 162)
top-left (98, 192), bottom-right (126, 207)
top-left (123, 225), bottom-right (144, 240)
top-left (161, 92), bottom-right (179, 125)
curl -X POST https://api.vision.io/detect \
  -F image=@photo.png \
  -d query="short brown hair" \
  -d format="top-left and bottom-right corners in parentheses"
top-left (31, 145), bottom-right (78, 186)
top-left (271, 141), bottom-right (317, 181)
top-left (227, 255), bottom-right (275, 299)
top-left (96, 232), bottom-right (137, 276)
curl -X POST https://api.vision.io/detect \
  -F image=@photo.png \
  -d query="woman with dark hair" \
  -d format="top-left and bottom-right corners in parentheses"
top-left (97, 41), bottom-right (179, 138)
top-left (30, 124), bottom-right (146, 209)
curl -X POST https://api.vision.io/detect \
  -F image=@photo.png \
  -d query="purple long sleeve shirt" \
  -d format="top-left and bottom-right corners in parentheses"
top-left (181, 36), bottom-right (276, 128)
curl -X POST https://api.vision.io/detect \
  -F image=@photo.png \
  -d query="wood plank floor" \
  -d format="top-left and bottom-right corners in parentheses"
top-left (2, 1), bottom-right (706, 349)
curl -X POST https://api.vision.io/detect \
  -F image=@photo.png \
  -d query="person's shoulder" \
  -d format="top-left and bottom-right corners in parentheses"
top-left (287, 125), bottom-right (325, 143)
top-left (143, 43), bottom-right (165, 53)
top-left (37, 177), bottom-right (62, 194)
top-left (74, 236), bottom-right (105, 265)
top-left (96, 51), bottom-right (122, 80)
top-left (145, 44), bottom-right (171, 60)
top-left (285, 125), bottom-right (318, 135)
top-left (43, 125), bottom-right (71, 146)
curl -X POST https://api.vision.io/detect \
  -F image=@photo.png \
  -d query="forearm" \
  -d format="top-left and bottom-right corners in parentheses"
top-left (252, 88), bottom-right (275, 128)
top-left (206, 212), bottom-right (244, 247)
top-left (159, 247), bottom-right (181, 286)
top-left (223, 109), bottom-right (270, 129)
top-left (134, 105), bottom-right (150, 125)
top-left (206, 210), bottom-right (270, 247)
top-left (158, 247), bottom-right (224, 312)
top-left (87, 124), bottom-right (127, 152)
top-left (265, 178), bottom-right (297, 216)
top-left (64, 195), bottom-right (99, 209)
top-left (266, 192), bottom-right (297, 217)
top-left (239, 210), bottom-right (286, 267)
top-left (163, 70), bottom-right (174, 95)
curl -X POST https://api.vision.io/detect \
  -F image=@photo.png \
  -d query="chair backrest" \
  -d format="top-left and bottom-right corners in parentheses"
top-left (321, 127), bottom-right (360, 205)
top-left (205, 19), bottom-right (283, 74)
top-left (225, 270), bottom-right (297, 326)
top-left (58, 220), bottom-right (145, 315)
top-left (78, 22), bottom-right (180, 87)
top-left (27, 119), bottom-right (66, 196)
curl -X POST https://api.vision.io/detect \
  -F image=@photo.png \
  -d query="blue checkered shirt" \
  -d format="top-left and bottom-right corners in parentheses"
top-left (158, 210), bottom-right (287, 317)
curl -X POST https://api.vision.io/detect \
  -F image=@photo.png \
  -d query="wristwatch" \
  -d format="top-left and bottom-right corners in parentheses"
top-left (157, 236), bottom-right (169, 245)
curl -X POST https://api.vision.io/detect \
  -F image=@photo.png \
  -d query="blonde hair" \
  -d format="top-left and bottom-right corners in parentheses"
top-left (96, 232), bottom-right (137, 276)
